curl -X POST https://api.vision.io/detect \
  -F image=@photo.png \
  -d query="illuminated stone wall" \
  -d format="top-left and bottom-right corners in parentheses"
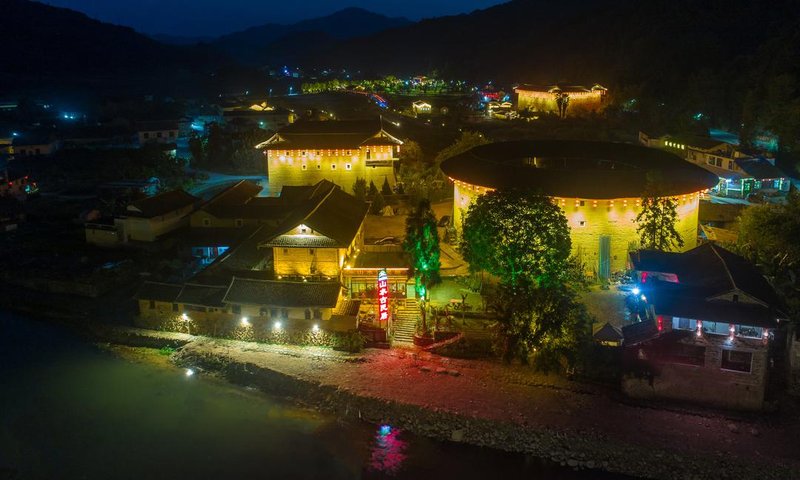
top-left (274, 246), bottom-right (344, 277)
top-left (453, 181), bottom-right (702, 275)
top-left (266, 146), bottom-right (397, 194)
top-left (516, 89), bottom-right (605, 115)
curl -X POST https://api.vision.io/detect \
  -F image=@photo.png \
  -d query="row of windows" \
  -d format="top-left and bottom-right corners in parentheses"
top-left (673, 317), bottom-right (764, 339)
top-left (298, 163), bottom-right (352, 171)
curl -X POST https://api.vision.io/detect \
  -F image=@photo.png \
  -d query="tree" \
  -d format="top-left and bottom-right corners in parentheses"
top-left (352, 178), bottom-right (368, 204)
top-left (381, 177), bottom-right (393, 196)
top-left (370, 191), bottom-right (386, 214)
top-left (635, 172), bottom-right (684, 251)
top-left (736, 192), bottom-right (800, 323)
top-left (403, 200), bottom-right (442, 333)
top-left (368, 180), bottom-right (379, 197)
top-left (461, 189), bottom-right (571, 288)
top-left (461, 189), bottom-right (584, 366)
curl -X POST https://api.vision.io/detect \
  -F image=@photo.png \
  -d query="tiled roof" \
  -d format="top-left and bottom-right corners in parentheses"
top-left (223, 277), bottom-right (341, 307)
top-left (265, 235), bottom-right (340, 247)
top-left (199, 180), bottom-right (264, 218)
top-left (257, 118), bottom-right (402, 150)
top-left (441, 140), bottom-right (719, 199)
top-left (175, 283), bottom-right (228, 307)
top-left (735, 158), bottom-right (786, 180)
top-left (136, 281), bottom-right (182, 303)
top-left (127, 189), bottom-right (198, 218)
top-left (263, 182), bottom-right (368, 249)
top-left (630, 244), bottom-right (783, 328)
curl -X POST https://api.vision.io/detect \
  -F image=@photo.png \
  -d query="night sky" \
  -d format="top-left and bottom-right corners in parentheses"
top-left (39, 0), bottom-right (506, 37)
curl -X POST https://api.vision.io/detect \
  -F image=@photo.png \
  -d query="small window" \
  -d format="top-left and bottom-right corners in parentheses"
top-left (304, 309), bottom-right (311, 320)
top-left (157, 132), bottom-right (163, 138)
top-left (316, 164), bottom-right (321, 170)
top-left (235, 219), bottom-right (244, 228)
top-left (345, 163), bottom-right (352, 170)
top-left (331, 164), bottom-right (337, 170)
top-left (301, 164), bottom-right (307, 170)
top-left (301, 227), bottom-right (307, 233)
top-left (313, 309), bottom-right (322, 320)
top-left (281, 308), bottom-right (288, 318)
top-left (202, 218), bottom-right (211, 227)
top-left (149, 300), bottom-right (155, 309)
top-left (283, 248), bottom-right (288, 254)
top-left (270, 308), bottom-right (278, 318)
top-left (309, 249), bottom-right (315, 255)
top-left (578, 220), bottom-right (586, 227)
top-left (721, 350), bottom-right (752, 373)
top-left (144, 132), bottom-right (150, 139)
top-left (579, 200), bottom-right (585, 207)
top-left (172, 303), bottom-right (179, 312)
top-left (260, 307), bottom-right (268, 316)
top-left (232, 304), bottom-right (241, 314)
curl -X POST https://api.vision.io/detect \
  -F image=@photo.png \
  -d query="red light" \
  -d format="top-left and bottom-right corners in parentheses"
top-left (657, 315), bottom-right (663, 332)
top-left (641, 272), bottom-right (648, 283)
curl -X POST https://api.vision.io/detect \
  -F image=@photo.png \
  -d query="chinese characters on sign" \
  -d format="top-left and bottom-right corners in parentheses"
top-left (378, 269), bottom-right (389, 324)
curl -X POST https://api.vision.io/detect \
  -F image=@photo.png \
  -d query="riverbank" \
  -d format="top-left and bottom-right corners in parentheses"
top-left (95, 326), bottom-right (800, 480)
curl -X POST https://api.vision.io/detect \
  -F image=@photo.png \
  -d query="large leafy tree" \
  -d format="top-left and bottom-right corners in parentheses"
top-left (636, 172), bottom-right (684, 251)
top-left (461, 189), bottom-right (571, 288)
top-left (736, 191), bottom-right (800, 322)
top-left (461, 189), bottom-right (586, 365)
top-left (403, 200), bottom-right (442, 332)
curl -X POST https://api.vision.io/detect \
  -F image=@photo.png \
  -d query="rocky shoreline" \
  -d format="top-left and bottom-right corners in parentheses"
top-left (90, 325), bottom-right (799, 480)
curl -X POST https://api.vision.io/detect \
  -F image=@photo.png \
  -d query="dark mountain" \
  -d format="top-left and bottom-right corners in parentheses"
top-left (212, 7), bottom-right (412, 64)
top-left (150, 34), bottom-right (215, 46)
top-left (0, 0), bottom-right (226, 94)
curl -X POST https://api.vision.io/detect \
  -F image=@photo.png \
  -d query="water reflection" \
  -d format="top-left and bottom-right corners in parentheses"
top-left (368, 425), bottom-right (407, 475)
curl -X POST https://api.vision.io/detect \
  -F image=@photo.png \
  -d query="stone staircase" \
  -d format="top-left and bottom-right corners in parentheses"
top-left (392, 299), bottom-right (419, 344)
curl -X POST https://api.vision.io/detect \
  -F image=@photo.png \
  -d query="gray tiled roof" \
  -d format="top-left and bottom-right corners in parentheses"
top-left (136, 281), bottom-right (182, 303)
top-left (223, 277), bottom-right (341, 307)
top-left (175, 283), bottom-right (228, 307)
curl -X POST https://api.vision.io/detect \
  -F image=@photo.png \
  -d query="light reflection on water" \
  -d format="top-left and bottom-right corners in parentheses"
top-left (0, 313), bottom-right (634, 480)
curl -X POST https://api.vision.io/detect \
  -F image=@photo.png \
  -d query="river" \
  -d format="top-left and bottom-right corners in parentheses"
top-left (0, 313), bottom-right (631, 479)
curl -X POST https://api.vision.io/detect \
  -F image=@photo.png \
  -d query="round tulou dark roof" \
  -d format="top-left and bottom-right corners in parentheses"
top-left (440, 140), bottom-right (719, 199)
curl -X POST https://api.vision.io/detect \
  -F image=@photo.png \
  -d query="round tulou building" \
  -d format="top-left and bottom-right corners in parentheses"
top-left (440, 140), bottom-right (719, 277)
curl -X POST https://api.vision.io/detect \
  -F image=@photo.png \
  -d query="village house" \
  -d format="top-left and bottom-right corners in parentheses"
top-left (261, 182), bottom-right (368, 279)
top-left (622, 243), bottom-right (784, 410)
top-left (638, 132), bottom-right (790, 199)
top-left (222, 101), bottom-right (297, 131)
top-left (412, 100), bottom-right (432, 115)
top-left (136, 271), bottom-right (352, 334)
top-left (136, 120), bottom-right (179, 146)
top-left (11, 134), bottom-right (61, 157)
top-left (255, 118), bottom-right (403, 195)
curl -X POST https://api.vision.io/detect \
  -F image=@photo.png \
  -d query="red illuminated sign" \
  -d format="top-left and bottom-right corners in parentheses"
top-left (378, 270), bottom-right (389, 323)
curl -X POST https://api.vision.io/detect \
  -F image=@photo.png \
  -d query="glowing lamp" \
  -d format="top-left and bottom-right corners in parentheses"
top-left (241, 317), bottom-right (250, 327)
top-left (185, 368), bottom-right (195, 377)
top-left (632, 287), bottom-right (640, 296)
top-left (312, 324), bottom-right (320, 333)
top-left (273, 321), bottom-right (282, 331)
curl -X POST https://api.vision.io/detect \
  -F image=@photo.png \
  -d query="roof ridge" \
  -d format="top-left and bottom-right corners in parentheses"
top-left (708, 243), bottom-right (738, 293)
